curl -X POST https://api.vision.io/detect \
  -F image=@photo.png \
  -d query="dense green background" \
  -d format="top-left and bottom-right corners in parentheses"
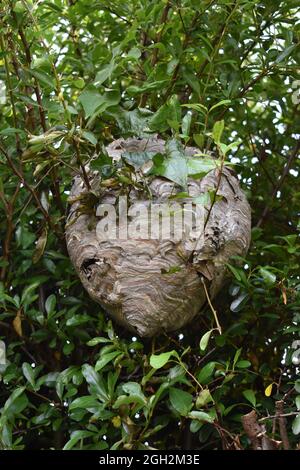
top-left (0, 0), bottom-right (300, 450)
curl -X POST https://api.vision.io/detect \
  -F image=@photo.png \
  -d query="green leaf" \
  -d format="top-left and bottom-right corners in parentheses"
top-left (113, 394), bottom-right (146, 409)
top-left (295, 380), bottom-right (300, 393)
top-left (196, 389), bottom-right (214, 408)
top-left (209, 100), bottom-right (231, 113)
top-left (122, 382), bottom-right (147, 404)
top-left (112, 108), bottom-right (153, 136)
top-left (82, 130), bottom-right (97, 145)
top-left (149, 95), bottom-right (181, 132)
top-left (94, 62), bottom-right (115, 86)
top-left (212, 120), bottom-right (224, 144)
top-left (127, 80), bottom-right (168, 95)
top-left (95, 351), bottom-right (122, 372)
top-left (182, 103), bottom-right (207, 115)
top-left (259, 267), bottom-right (276, 285)
top-left (45, 294), bottom-right (56, 316)
top-left (150, 350), bottom-right (178, 369)
top-left (122, 150), bottom-right (156, 169)
top-left (295, 396), bottom-right (300, 411)
top-left (243, 389), bottom-right (256, 407)
top-left (181, 112), bottom-right (192, 136)
top-left (187, 157), bottom-right (218, 177)
top-left (69, 395), bottom-right (100, 411)
top-left (3, 387), bottom-right (28, 418)
top-left (79, 88), bottom-right (120, 119)
top-left (188, 410), bottom-right (214, 423)
top-left (81, 364), bottom-right (108, 402)
top-left (32, 228), bottom-right (48, 264)
top-left (233, 348), bottom-right (242, 367)
top-left (275, 45), bottom-right (296, 64)
top-left (169, 387), bottom-right (193, 416)
top-left (29, 69), bottom-right (56, 90)
top-left (151, 138), bottom-right (188, 188)
top-left (198, 362), bottom-right (215, 384)
top-left (113, 382), bottom-right (147, 409)
top-left (0, 127), bottom-right (26, 137)
top-left (66, 314), bottom-right (91, 326)
top-left (292, 415), bottom-right (300, 435)
top-left (193, 133), bottom-right (204, 148)
top-left (4, 386), bottom-right (26, 410)
top-left (87, 337), bottom-right (112, 346)
top-left (230, 292), bottom-right (248, 312)
top-left (226, 264), bottom-right (242, 281)
top-left (219, 140), bottom-right (241, 155)
top-left (62, 430), bottom-right (98, 450)
top-left (22, 363), bottom-right (35, 388)
top-left (236, 360), bottom-right (251, 369)
top-left (73, 78), bottom-right (85, 89)
top-left (199, 329), bottom-right (214, 352)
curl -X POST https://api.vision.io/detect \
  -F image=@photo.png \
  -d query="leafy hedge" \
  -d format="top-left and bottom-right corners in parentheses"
top-left (0, 0), bottom-right (300, 450)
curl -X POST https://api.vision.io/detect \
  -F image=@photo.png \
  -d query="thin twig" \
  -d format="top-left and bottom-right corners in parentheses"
top-left (256, 140), bottom-right (300, 227)
top-left (0, 33), bottom-right (21, 153)
top-left (201, 277), bottom-right (222, 334)
top-left (0, 142), bottom-right (53, 228)
top-left (259, 411), bottom-right (298, 422)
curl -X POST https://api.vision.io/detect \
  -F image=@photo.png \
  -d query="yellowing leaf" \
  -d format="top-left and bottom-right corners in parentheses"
top-left (13, 309), bottom-right (23, 337)
top-left (32, 228), bottom-right (48, 264)
top-left (265, 383), bottom-right (273, 397)
top-left (112, 416), bottom-right (121, 428)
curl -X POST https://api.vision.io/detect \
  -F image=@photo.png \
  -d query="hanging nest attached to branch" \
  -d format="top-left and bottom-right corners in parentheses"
top-left (66, 137), bottom-right (251, 337)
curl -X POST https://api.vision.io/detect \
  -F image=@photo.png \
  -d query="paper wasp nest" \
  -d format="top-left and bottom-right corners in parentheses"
top-left (66, 137), bottom-right (251, 337)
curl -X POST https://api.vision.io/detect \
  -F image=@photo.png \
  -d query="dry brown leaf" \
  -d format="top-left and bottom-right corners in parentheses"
top-left (282, 288), bottom-right (287, 305)
top-left (13, 309), bottom-right (23, 337)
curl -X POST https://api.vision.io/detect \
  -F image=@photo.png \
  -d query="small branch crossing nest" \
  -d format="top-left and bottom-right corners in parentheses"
top-left (66, 137), bottom-right (251, 337)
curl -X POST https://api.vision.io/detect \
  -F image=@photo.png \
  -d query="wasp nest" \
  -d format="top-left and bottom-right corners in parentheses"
top-left (66, 137), bottom-right (251, 337)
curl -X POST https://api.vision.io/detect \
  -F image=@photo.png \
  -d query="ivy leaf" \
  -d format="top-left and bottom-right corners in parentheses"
top-left (79, 88), bottom-right (120, 119)
top-left (122, 151), bottom-right (156, 169)
top-left (151, 138), bottom-right (188, 188)
top-left (149, 95), bottom-right (181, 132)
